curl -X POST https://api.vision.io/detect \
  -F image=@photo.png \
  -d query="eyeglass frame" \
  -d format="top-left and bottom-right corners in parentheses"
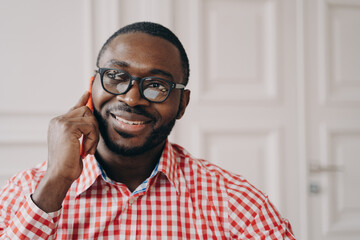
top-left (96, 68), bottom-right (186, 103)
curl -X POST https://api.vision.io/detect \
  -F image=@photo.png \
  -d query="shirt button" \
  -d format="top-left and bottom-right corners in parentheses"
top-left (40, 225), bottom-right (51, 234)
top-left (104, 186), bottom-right (110, 192)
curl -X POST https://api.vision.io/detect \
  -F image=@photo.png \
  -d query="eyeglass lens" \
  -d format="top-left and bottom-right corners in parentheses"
top-left (102, 69), bottom-right (171, 102)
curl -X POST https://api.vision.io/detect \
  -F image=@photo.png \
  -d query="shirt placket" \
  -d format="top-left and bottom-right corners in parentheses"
top-left (120, 196), bottom-right (141, 239)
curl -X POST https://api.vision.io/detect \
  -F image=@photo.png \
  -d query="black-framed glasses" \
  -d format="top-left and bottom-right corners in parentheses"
top-left (97, 68), bottom-right (186, 103)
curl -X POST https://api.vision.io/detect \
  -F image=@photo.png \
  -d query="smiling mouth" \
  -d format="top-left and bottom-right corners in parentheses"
top-left (110, 112), bottom-right (152, 126)
top-left (115, 115), bottom-right (149, 125)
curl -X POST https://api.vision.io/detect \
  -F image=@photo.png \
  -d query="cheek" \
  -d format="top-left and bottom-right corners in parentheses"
top-left (91, 78), bottom-right (112, 110)
top-left (156, 98), bottom-right (181, 123)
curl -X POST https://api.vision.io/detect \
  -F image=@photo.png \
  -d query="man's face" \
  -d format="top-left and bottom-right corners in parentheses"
top-left (92, 32), bottom-right (189, 156)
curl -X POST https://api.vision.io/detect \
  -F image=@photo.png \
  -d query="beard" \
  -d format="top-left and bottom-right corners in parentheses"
top-left (93, 104), bottom-right (176, 156)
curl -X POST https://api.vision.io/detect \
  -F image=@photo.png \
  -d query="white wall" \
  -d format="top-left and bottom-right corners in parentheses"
top-left (0, 0), bottom-right (90, 184)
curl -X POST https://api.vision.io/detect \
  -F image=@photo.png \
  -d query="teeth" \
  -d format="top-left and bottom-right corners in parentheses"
top-left (115, 116), bottom-right (145, 125)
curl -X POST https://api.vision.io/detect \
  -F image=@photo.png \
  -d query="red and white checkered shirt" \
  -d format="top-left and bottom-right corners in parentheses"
top-left (0, 140), bottom-right (295, 239)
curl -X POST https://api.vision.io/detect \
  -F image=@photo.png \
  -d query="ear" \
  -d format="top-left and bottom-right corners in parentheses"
top-left (176, 89), bottom-right (190, 119)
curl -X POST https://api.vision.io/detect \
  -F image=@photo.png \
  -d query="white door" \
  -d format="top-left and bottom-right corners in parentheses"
top-left (170, 0), bottom-right (301, 237)
top-left (306, 0), bottom-right (360, 239)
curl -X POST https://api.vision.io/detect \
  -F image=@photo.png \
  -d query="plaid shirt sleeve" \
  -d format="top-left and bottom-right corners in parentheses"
top-left (0, 169), bottom-right (61, 240)
top-left (225, 178), bottom-right (295, 239)
top-left (236, 197), bottom-right (295, 239)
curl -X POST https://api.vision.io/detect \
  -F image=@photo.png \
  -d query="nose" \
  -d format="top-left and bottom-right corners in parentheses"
top-left (116, 80), bottom-right (150, 107)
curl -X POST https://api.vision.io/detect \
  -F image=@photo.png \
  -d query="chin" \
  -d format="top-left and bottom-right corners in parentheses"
top-left (94, 106), bottom-right (176, 156)
top-left (104, 135), bottom-right (162, 156)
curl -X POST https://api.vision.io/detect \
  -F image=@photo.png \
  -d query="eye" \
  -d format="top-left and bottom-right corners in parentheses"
top-left (107, 72), bottom-right (120, 79)
top-left (105, 70), bottom-right (128, 82)
top-left (149, 82), bottom-right (162, 88)
top-left (145, 79), bottom-right (169, 93)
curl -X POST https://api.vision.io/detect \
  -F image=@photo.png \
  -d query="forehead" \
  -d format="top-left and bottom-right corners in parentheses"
top-left (99, 32), bottom-right (183, 79)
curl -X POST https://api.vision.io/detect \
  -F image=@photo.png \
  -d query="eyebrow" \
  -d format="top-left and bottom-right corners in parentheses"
top-left (107, 59), bottom-right (174, 80)
top-left (148, 69), bottom-right (173, 80)
top-left (109, 59), bottom-right (129, 68)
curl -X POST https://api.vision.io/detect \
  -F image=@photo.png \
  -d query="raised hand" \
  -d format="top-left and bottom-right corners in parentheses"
top-left (32, 91), bottom-right (99, 212)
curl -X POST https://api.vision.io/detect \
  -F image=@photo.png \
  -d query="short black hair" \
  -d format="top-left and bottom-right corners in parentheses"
top-left (96, 21), bottom-right (190, 85)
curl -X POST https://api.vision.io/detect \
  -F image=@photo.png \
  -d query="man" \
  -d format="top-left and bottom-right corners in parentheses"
top-left (0, 22), bottom-right (295, 239)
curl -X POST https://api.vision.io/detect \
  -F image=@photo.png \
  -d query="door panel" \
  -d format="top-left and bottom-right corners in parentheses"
top-left (307, 0), bottom-right (360, 239)
top-left (201, 0), bottom-right (279, 102)
top-left (171, 0), bottom-right (300, 235)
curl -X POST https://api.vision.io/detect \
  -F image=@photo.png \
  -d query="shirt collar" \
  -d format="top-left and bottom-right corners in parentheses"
top-left (75, 155), bottom-right (102, 196)
top-left (156, 140), bottom-right (181, 194)
top-left (74, 139), bottom-right (182, 196)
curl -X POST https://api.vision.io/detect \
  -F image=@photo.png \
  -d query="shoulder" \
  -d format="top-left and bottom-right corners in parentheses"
top-left (171, 143), bottom-right (267, 203)
top-left (171, 144), bottom-right (288, 236)
top-left (171, 143), bottom-right (277, 230)
top-left (1, 161), bottom-right (46, 194)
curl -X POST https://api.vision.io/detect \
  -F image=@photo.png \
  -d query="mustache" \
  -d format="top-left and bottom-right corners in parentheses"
top-left (105, 104), bottom-right (156, 121)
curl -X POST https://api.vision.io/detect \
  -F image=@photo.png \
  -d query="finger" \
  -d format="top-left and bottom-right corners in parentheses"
top-left (69, 91), bottom-right (90, 112)
top-left (54, 116), bottom-right (98, 140)
top-left (68, 116), bottom-right (98, 140)
top-left (83, 107), bottom-right (94, 117)
top-left (66, 105), bottom-right (92, 118)
top-left (80, 122), bottom-right (99, 157)
top-left (82, 131), bottom-right (99, 157)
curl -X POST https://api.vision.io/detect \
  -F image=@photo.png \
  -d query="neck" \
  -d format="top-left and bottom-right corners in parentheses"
top-left (95, 139), bottom-right (165, 192)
